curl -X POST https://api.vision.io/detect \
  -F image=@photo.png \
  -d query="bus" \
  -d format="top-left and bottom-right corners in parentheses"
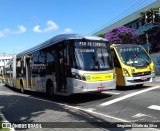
top-left (5, 34), bottom-right (116, 96)
top-left (4, 55), bottom-right (16, 86)
top-left (110, 44), bottom-right (155, 87)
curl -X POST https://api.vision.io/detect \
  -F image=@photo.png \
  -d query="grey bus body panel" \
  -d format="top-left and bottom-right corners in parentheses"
top-left (67, 78), bottom-right (116, 94)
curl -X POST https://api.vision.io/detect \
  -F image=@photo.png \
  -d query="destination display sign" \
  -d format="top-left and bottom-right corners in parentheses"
top-left (76, 41), bottom-right (106, 47)
top-left (119, 47), bottom-right (143, 52)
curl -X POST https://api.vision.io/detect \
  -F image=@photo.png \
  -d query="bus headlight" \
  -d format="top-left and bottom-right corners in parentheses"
top-left (152, 66), bottom-right (155, 73)
top-left (123, 68), bottom-right (130, 76)
top-left (72, 73), bottom-right (86, 81)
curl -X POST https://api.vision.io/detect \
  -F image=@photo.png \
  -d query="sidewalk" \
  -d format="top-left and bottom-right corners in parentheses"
top-left (0, 111), bottom-right (15, 131)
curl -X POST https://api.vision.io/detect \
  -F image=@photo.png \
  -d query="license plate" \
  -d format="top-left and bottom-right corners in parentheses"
top-left (141, 77), bottom-right (147, 80)
top-left (98, 86), bottom-right (105, 91)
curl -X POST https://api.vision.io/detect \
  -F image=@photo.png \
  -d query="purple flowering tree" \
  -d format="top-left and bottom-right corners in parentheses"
top-left (105, 26), bottom-right (138, 44)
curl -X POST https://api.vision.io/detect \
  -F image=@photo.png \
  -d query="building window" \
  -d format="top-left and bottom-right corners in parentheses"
top-left (136, 23), bottom-right (139, 29)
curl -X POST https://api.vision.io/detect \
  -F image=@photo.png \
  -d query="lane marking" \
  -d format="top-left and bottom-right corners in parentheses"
top-left (132, 113), bottom-right (152, 118)
top-left (0, 91), bottom-right (129, 122)
top-left (102, 91), bottom-right (120, 95)
top-left (148, 105), bottom-right (160, 111)
top-left (100, 86), bottom-right (160, 107)
top-left (0, 84), bottom-right (5, 86)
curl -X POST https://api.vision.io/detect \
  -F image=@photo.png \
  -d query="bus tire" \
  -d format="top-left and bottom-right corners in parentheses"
top-left (20, 80), bottom-right (25, 93)
top-left (46, 80), bottom-right (54, 98)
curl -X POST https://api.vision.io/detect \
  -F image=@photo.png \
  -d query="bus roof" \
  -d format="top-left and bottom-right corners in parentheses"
top-left (17, 34), bottom-right (108, 57)
top-left (111, 44), bottom-right (141, 49)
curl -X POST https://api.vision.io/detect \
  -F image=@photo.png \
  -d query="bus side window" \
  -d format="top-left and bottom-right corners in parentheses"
top-left (111, 49), bottom-right (121, 68)
top-left (61, 43), bottom-right (71, 76)
top-left (47, 52), bottom-right (55, 74)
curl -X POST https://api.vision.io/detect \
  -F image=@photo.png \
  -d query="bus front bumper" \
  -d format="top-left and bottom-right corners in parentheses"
top-left (71, 78), bottom-right (116, 94)
top-left (124, 73), bottom-right (155, 86)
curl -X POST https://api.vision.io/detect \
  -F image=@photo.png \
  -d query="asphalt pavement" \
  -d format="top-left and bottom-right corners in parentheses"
top-left (0, 75), bottom-right (160, 131)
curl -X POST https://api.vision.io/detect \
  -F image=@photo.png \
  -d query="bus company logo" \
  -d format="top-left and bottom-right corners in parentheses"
top-left (2, 123), bottom-right (11, 128)
top-left (85, 76), bottom-right (90, 80)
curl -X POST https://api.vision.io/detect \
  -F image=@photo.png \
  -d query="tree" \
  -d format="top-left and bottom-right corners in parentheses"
top-left (105, 26), bottom-right (138, 44)
top-left (150, 25), bottom-right (160, 53)
top-left (97, 34), bottom-right (105, 38)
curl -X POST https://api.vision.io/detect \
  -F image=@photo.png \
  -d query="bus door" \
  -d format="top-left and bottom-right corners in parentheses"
top-left (55, 44), bottom-right (69, 93)
top-left (10, 64), bottom-right (13, 86)
top-left (25, 55), bottom-right (32, 88)
top-left (111, 48), bottom-right (124, 86)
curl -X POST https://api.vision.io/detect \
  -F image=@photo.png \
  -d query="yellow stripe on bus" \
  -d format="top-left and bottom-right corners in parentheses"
top-left (16, 79), bottom-right (27, 88)
top-left (84, 73), bottom-right (114, 82)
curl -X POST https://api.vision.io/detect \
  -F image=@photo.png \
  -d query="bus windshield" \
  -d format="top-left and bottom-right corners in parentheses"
top-left (118, 46), bottom-right (151, 67)
top-left (73, 41), bottom-right (113, 71)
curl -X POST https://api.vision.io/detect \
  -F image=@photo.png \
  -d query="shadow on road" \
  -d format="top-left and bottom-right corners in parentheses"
top-left (6, 85), bottom-right (114, 105)
top-left (0, 92), bottom-right (130, 130)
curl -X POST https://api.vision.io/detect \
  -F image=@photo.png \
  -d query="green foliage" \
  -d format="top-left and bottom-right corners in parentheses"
top-left (97, 34), bottom-right (105, 38)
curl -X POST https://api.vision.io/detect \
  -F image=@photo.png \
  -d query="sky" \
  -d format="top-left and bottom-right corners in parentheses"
top-left (0, 0), bottom-right (157, 54)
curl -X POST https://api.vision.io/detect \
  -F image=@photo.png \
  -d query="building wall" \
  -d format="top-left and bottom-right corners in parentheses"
top-left (0, 54), bottom-right (15, 75)
top-left (93, 1), bottom-right (160, 75)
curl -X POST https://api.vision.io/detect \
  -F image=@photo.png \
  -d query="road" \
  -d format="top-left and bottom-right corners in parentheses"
top-left (0, 81), bottom-right (160, 131)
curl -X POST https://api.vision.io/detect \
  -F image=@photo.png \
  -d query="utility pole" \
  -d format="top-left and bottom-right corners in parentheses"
top-left (146, 33), bottom-right (149, 53)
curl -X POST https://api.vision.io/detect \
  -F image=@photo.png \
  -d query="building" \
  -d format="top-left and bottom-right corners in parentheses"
top-left (0, 53), bottom-right (15, 75)
top-left (94, 0), bottom-right (160, 52)
top-left (94, 0), bottom-right (160, 74)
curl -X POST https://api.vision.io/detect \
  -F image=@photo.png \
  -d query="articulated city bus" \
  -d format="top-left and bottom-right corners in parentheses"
top-left (5, 34), bottom-right (116, 96)
top-left (110, 44), bottom-right (155, 87)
